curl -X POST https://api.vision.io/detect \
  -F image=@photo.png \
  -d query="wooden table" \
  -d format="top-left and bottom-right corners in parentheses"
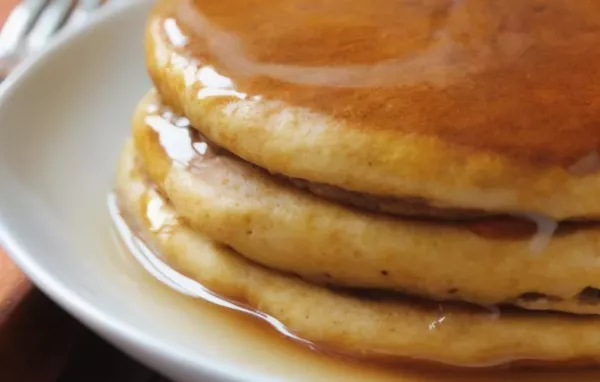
top-left (0, 2), bottom-right (169, 380)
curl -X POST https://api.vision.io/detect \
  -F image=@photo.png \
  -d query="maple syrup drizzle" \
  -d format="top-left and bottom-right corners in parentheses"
top-left (142, 97), bottom-right (596, 254)
top-left (108, 192), bottom-right (321, 346)
top-left (154, 0), bottom-right (600, 166)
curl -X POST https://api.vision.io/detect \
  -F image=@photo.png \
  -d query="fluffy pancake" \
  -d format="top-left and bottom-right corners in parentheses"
top-left (132, 90), bottom-right (600, 314)
top-left (116, 140), bottom-right (600, 367)
top-left (146, 0), bottom-right (600, 220)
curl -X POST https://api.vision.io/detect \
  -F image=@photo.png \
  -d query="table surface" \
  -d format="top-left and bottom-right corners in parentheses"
top-left (0, 2), bottom-right (170, 381)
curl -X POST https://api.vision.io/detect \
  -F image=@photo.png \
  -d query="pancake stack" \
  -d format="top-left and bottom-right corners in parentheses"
top-left (115, 0), bottom-right (600, 367)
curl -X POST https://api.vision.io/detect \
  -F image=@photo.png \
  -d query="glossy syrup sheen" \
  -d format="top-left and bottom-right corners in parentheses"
top-left (152, 0), bottom-right (600, 166)
top-left (136, 96), bottom-right (600, 349)
top-left (107, 191), bottom-right (600, 380)
top-left (142, 97), bottom-right (600, 254)
top-left (115, 103), bottom-right (600, 377)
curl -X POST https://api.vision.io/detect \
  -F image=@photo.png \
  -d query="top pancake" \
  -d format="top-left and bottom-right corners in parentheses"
top-left (146, 0), bottom-right (600, 218)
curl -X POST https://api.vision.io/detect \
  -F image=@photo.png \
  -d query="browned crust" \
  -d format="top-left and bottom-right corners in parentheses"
top-left (164, 0), bottom-right (600, 165)
top-left (145, 0), bottom-right (600, 219)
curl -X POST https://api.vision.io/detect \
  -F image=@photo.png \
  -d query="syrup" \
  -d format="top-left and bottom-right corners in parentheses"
top-left (158, 0), bottom-right (600, 167)
top-left (144, 93), bottom-right (600, 250)
top-left (106, 191), bottom-right (600, 381)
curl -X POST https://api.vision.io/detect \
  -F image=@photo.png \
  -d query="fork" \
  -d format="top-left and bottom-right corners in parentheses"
top-left (0, 0), bottom-right (106, 81)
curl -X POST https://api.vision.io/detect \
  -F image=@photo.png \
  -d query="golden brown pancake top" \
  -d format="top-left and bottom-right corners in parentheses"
top-left (154, 0), bottom-right (600, 167)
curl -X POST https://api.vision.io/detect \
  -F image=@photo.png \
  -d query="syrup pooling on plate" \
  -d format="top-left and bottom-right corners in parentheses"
top-left (122, 90), bottom-right (600, 365)
top-left (152, 0), bottom-right (600, 166)
top-left (109, 185), bottom-right (535, 368)
top-left (107, 192), bottom-right (320, 349)
top-left (112, 184), bottom-right (526, 367)
top-left (106, 175), bottom-right (600, 379)
top-left (110, 179), bottom-right (600, 369)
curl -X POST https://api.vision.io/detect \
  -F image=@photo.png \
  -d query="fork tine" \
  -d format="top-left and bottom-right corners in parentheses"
top-left (0, 0), bottom-right (49, 57)
top-left (26, 0), bottom-right (73, 52)
top-left (77, 0), bottom-right (103, 11)
top-left (66, 0), bottom-right (103, 28)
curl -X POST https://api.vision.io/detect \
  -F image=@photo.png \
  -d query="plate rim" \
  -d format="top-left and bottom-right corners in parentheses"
top-left (0, 2), bottom-right (261, 381)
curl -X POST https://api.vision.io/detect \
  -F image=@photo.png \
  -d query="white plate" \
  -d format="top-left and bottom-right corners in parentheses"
top-left (0, 2), bottom-right (596, 382)
top-left (0, 2), bottom-right (408, 381)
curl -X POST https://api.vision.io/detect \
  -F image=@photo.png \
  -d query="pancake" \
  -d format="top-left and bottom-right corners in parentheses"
top-left (281, 176), bottom-right (506, 220)
top-left (116, 140), bottom-right (600, 367)
top-left (132, 90), bottom-right (600, 314)
top-left (146, 0), bottom-right (600, 220)
top-left (278, 176), bottom-right (492, 220)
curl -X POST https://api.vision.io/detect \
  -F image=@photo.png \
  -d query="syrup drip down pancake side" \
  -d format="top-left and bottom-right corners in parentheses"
top-left (132, 90), bottom-right (600, 315)
top-left (116, 140), bottom-right (600, 368)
